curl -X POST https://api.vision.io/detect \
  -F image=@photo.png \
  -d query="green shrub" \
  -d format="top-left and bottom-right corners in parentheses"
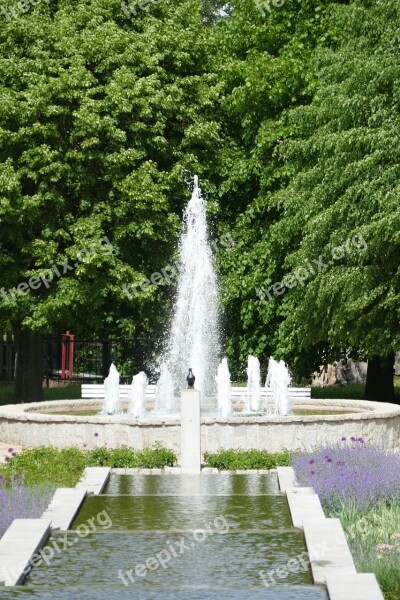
top-left (0, 447), bottom-right (87, 487)
top-left (203, 448), bottom-right (291, 470)
top-left (136, 444), bottom-right (177, 468)
top-left (0, 444), bottom-right (177, 486)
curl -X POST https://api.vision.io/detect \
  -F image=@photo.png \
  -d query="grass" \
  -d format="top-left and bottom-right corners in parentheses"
top-left (203, 448), bottom-right (291, 470)
top-left (292, 440), bottom-right (400, 600)
top-left (329, 500), bottom-right (400, 600)
top-left (0, 384), bottom-right (81, 406)
top-left (0, 444), bottom-right (177, 487)
top-left (311, 382), bottom-right (400, 401)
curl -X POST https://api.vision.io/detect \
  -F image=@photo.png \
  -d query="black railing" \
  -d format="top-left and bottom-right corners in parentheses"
top-left (0, 333), bottom-right (159, 384)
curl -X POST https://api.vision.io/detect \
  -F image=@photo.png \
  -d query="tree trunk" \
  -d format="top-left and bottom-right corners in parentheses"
top-left (13, 326), bottom-right (43, 403)
top-left (364, 353), bottom-right (395, 403)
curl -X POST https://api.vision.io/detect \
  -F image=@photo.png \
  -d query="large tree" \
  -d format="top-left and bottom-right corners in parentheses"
top-left (214, 0), bottom-right (346, 375)
top-left (219, 0), bottom-right (400, 400)
top-left (0, 0), bottom-right (223, 401)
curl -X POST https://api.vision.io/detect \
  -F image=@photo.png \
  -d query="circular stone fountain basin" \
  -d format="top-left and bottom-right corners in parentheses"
top-left (1, 398), bottom-right (399, 456)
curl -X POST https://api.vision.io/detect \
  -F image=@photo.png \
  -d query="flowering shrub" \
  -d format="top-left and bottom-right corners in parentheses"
top-left (0, 474), bottom-right (55, 538)
top-left (292, 439), bottom-right (400, 510)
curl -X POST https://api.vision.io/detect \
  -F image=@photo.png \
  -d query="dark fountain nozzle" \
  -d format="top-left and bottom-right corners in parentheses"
top-left (186, 368), bottom-right (195, 389)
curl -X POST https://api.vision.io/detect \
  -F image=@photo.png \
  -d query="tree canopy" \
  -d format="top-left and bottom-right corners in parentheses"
top-left (0, 0), bottom-right (398, 401)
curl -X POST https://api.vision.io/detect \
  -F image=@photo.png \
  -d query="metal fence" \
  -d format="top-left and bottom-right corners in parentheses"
top-left (1, 332), bottom-right (157, 384)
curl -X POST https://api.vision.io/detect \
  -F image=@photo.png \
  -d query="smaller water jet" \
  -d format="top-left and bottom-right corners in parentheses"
top-left (127, 372), bottom-right (148, 418)
top-left (216, 358), bottom-right (232, 417)
top-left (100, 363), bottom-right (121, 415)
top-left (155, 363), bottom-right (176, 414)
top-left (265, 357), bottom-right (292, 416)
top-left (245, 355), bottom-right (261, 412)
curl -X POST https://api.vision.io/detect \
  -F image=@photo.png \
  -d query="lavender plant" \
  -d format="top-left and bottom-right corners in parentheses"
top-left (0, 474), bottom-right (55, 538)
top-left (292, 438), bottom-right (400, 511)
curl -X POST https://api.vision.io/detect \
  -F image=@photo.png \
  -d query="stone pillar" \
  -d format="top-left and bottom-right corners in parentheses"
top-left (180, 389), bottom-right (201, 474)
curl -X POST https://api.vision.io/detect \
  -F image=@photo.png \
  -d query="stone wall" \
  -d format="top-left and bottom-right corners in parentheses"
top-left (0, 399), bottom-right (399, 456)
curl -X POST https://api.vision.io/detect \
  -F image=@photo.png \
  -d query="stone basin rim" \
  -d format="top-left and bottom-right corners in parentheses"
top-left (0, 398), bottom-right (399, 425)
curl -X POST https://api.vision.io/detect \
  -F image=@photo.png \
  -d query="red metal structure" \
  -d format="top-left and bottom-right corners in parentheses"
top-left (61, 331), bottom-right (75, 379)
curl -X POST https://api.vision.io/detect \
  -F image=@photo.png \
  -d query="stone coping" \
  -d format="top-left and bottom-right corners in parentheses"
top-left (1, 397), bottom-right (399, 425)
top-left (277, 467), bottom-right (384, 599)
top-left (110, 467), bottom-right (276, 474)
top-left (0, 519), bottom-right (51, 586)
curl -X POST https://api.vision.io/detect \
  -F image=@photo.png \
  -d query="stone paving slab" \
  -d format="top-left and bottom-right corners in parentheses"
top-left (302, 518), bottom-right (357, 584)
top-left (0, 519), bottom-right (51, 586)
top-left (326, 573), bottom-right (384, 600)
top-left (41, 488), bottom-right (86, 531)
top-left (276, 466), bottom-right (297, 491)
top-left (75, 467), bottom-right (110, 495)
top-left (286, 488), bottom-right (325, 528)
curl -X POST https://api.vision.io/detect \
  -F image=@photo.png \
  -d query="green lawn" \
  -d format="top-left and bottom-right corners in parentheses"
top-left (0, 384), bottom-right (81, 406)
top-left (311, 382), bottom-right (400, 401)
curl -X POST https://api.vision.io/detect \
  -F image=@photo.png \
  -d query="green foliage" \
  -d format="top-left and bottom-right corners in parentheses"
top-left (329, 500), bottom-right (400, 600)
top-left (0, 444), bottom-right (177, 486)
top-left (0, 0), bottom-right (222, 348)
top-left (218, 0), bottom-right (400, 380)
top-left (87, 444), bottom-right (177, 468)
top-left (0, 447), bottom-right (87, 487)
top-left (203, 448), bottom-right (290, 470)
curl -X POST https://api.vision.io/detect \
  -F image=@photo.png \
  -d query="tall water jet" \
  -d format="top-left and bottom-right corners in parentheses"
top-left (160, 176), bottom-right (220, 398)
top-left (216, 358), bottom-right (232, 417)
top-left (265, 357), bottom-right (292, 416)
top-left (245, 355), bottom-right (261, 412)
top-left (127, 371), bottom-right (148, 418)
top-left (155, 362), bottom-right (176, 413)
top-left (100, 363), bottom-right (121, 415)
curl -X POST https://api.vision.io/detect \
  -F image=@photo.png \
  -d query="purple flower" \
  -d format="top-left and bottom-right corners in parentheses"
top-left (7, 448), bottom-right (13, 453)
top-left (350, 436), bottom-right (356, 441)
top-left (4, 456), bottom-right (10, 462)
top-left (291, 439), bottom-right (400, 511)
top-left (11, 452), bottom-right (17, 457)
top-left (0, 477), bottom-right (55, 538)
top-left (83, 444), bottom-right (87, 448)
top-left (309, 459), bottom-right (315, 464)
top-left (341, 437), bottom-right (347, 441)
top-left (94, 433), bottom-right (99, 438)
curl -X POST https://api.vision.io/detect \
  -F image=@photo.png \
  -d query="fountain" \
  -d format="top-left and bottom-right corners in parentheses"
top-left (245, 355), bottom-right (261, 412)
top-left (157, 175), bottom-right (220, 400)
top-left (265, 357), bottom-right (292, 416)
top-left (127, 371), bottom-right (148, 418)
top-left (7, 174), bottom-right (399, 455)
top-left (216, 358), bottom-right (232, 417)
top-left (155, 363), bottom-right (176, 414)
top-left (100, 363), bottom-right (121, 415)
top-left (98, 178), bottom-right (291, 419)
